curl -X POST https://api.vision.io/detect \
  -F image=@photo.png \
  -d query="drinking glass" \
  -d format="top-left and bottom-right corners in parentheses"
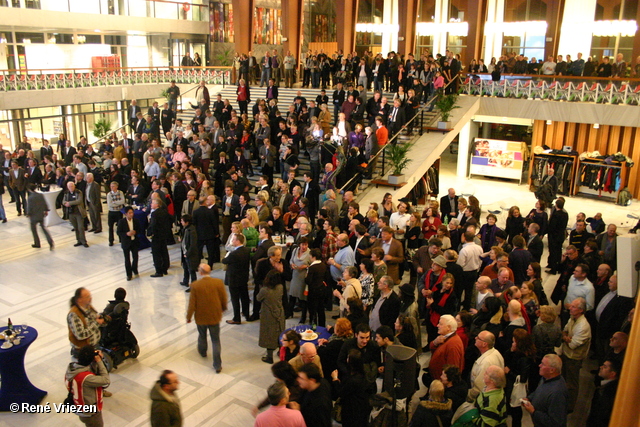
top-left (13, 326), bottom-right (21, 336)
top-left (22, 322), bottom-right (28, 334)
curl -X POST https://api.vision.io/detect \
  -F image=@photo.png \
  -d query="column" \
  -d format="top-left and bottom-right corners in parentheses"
top-left (231, 0), bottom-right (254, 55)
top-left (557, 0), bottom-right (597, 58)
top-left (398, 0), bottom-right (419, 55)
top-left (457, 120), bottom-right (478, 178)
top-left (632, 0), bottom-right (640, 63)
top-left (465, 0), bottom-right (487, 64)
top-left (281, 0), bottom-right (304, 66)
top-left (336, 0), bottom-right (359, 54)
top-left (544, 0), bottom-right (566, 58)
top-left (381, 0), bottom-right (399, 54)
top-left (432, 0), bottom-right (449, 55)
top-left (484, 0), bottom-right (505, 63)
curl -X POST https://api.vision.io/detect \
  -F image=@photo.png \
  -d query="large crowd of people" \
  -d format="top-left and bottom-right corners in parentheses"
top-left (1, 46), bottom-right (636, 427)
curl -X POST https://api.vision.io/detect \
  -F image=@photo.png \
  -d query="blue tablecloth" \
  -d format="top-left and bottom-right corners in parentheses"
top-left (0, 327), bottom-right (47, 411)
top-left (121, 208), bottom-right (151, 250)
top-left (280, 325), bottom-right (332, 347)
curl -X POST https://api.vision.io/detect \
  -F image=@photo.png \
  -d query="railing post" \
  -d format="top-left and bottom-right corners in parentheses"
top-left (381, 148), bottom-right (385, 176)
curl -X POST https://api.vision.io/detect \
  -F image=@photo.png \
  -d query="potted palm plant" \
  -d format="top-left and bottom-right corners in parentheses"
top-left (387, 141), bottom-right (415, 185)
top-left (436, 94), bottom-right (460, 129)
top-left (92, 118), bottom-right (112, 141)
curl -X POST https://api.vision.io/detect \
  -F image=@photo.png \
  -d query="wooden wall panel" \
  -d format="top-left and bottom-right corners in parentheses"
top-left (609, 126), bottom-right (621, 154)
top-left (553, 123), bottom-right (565, 150)
top-left (576, 124), bottom-right (588, 153)
top-left (565, 122), bottom-right (576, 148)
top-left (587, 127), bottom-right (598, 152)
top-left (621, 127), bottom-right (634, 155)
top-left (630, 131), bottom-right (640, 197)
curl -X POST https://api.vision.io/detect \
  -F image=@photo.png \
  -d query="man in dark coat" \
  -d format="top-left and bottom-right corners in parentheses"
top-left (301, 172), bottom-right (321, 221)
top-left (160, 102), bottom-right (175, 137)
top-left (192, 195), bottom-right (220, 269)
top-left (180, 214), bottom-right (199, 291)
top-left (221, 233), bottom-right (251, 324)
top-left (586, 358), bottom-right (620, 426)
top-left (148, 198), bottom-right (172, 277)
top-left (440, 188), bottom-right (459, 223)
top-left (27, 185), bottom-right (54, 249)
top-left (547, 197), bottom-right (569, 274)
top-left (117, 206), bottom-right (140, 281)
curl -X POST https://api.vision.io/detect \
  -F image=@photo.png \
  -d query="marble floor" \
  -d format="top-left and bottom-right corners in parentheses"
top-left (0, 146), bottom-right (634, 426)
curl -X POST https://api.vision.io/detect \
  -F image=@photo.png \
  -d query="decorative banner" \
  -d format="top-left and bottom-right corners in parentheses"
top-left (209, 2), bottom-right (234, 43)
top-left (469, 138), bottom-right (524, 181)
top-left (253, 7), bottom-right (282, 45)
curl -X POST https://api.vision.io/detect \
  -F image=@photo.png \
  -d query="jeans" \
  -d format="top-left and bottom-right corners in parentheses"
top-left (3, 178), bottom-right (13, 202)
top-left (168, 99), bottom-right (178, 112)
top-left (197, 323), bottom-right (221, 370)
top-left (260, 68), bottom-right (271, 86)
top-left (0, 193), bottom-right (5, 220)
top-left (182, 256), bottom-right (197, 284)
top-left (373, 75), bottom-right (382, 92)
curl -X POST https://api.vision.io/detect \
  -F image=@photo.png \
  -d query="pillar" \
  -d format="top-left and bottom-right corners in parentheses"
top-left (281, 0), bottom-right (304, 65)
top-left (484, 0), bottom-right (504, 63)
top-left (398, 0), bottom-right (418, 55)
top-left (381, 0), bottom-right (399, 54)
top-left (544, 0), bottom-right (565, 58)
top-left (632, 0), bottom-right (640, 64)
top-left (432, 0), bottom-right (448, 56)
top-left (336, 0), bottom-right (359, 54)
top-left (231, 0), bottom-right (254, 55)
top-left (465, 0), bottom-right (487, 64)
top-left (457, 119), bottom-right (478, 178)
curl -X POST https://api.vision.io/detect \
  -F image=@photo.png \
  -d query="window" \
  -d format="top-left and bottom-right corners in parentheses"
top-left (502, 34), bottom-right (545, 61)
top-left (16, 32), bottom-right (45, 44)
top-left (504, 0), bottom-right (547, 22)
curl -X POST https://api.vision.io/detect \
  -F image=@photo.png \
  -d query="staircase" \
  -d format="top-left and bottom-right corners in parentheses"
top-left (174, 86), bottom-right (439, 197)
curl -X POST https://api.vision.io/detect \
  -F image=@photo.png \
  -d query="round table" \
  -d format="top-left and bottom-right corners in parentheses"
top-left (36, 187), bottom-right (64, 227)
top-left (0, 326), bottom-right (47, 411)
top-left (280, 325), bottom-right (332, 347)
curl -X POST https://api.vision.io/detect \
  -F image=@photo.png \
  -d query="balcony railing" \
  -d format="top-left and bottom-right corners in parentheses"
top-left (0, 66), bottom-right (232, 91)
top-left (457, 73), bottom-right (640, 105)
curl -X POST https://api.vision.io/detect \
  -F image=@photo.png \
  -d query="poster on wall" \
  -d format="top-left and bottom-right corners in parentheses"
top-left (469, 138), bottom-right (524, 183)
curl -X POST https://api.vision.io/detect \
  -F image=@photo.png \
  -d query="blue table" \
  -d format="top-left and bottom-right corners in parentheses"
top-left (280, 325), bottom-right (332, 347)
top-left (0, 327), bottom-right (47, 411)
top-left (121, 207), bottom-right (151, 250)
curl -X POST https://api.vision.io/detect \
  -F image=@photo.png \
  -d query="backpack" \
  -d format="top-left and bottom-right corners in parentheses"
top-left (618, 187), bottom-right (632, 206)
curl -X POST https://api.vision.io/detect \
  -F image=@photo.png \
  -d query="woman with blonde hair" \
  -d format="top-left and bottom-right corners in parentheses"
top-left (410, 379), bottom-right (452, 427)
top-left (318, 103), bottom-right (332, 135)
top-left (245, 208), bottom-right (260, 228)
top-left (225, 221), bottom-right (244, 252)
top-left (241, 218), bottom-right (258, 249)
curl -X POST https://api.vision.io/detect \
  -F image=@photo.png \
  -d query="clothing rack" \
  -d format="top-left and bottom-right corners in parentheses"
top-left (528, 152), bottom-right (578, 196)
top-left (407, 158), bottom-right (440, 206)
top-left (573, 157), bottom-right (631, 203)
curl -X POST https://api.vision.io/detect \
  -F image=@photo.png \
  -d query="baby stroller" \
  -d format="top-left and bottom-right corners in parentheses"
top-left (98, 301), bottom-right (139, 372)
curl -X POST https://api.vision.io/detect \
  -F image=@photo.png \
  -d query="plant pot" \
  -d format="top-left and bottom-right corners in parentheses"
top-left (388, 174), bottom-right (404, 185)
top-left (437, 121), bottom-right (451, 129)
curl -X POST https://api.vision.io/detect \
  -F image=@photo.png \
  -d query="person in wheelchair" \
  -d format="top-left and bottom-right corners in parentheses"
top-left (99, 287), bottom-right (139, 370)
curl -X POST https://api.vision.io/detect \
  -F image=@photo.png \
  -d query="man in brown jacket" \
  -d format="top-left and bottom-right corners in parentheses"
top-left (187, 264), bottom-right (228, 373)
top-left (8, 160), bottom-right (27, 215)
top-left (366, 226), bottom-right (404, 284)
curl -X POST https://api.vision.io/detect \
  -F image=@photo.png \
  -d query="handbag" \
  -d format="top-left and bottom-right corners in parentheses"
top-left (331, 397), bottom-right (342, 423)
top-left (509, 375), bottom-right (528, 407)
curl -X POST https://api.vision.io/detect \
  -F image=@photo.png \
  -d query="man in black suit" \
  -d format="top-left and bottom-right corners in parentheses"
top-left (160, 102), bottom-right (175, 137)
top-left (547, 197), bottom-right (569, 273)
top-left (387, 98), bottom-right (406, 137)
top-left (180, 214), bottom-right (199, 291)
top-left (301, 172), bottom-right (321, 221)
top-left (25, 158), bottom-right (43, 186)
top-left (353, 224), bottom-right (370, 265)
top-left (315, 89), bottom-right (329, 106)
top-left (127, 175), bottom-right (146, 206)
top-left (253, 224), bottom-right (275, 271)
top-left (147, 101), bottom-right (161, 128)
top-left (594, 274), bottom-right (634, 362)
top-left (148, 198), bottom-right (172, 277)
top-left (117, 206), bottom-right (140, 280)
top-left (440, 188), bottom-right (458, 223)
top-left (586, 358), bottom-right (620, 426)
top-left (265, 78), bottom-right (279, 101)
top-left (128, 100), bottom-right (141, 133)
top-left (135, 112), bottom-right (146, 136)
top-left (27, 185), bottom-right (54, 249)
top-left (221, 185), bottom-right (240, 243)
top-left (527, 223), bottom-right (544, 263)
top-left (332, 83), bottom-right (346, 124)
top-left (192, 195), bottom-right (220, 269)
top-left (236, 193), bottom-right (251, 221)
top-left (221, 232), bottom-right (251, 324)
top-left (62, 140), bottom-right (77, 166)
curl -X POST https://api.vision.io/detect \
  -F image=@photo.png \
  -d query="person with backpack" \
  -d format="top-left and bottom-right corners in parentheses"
top-left (65, 344), bottom-right (111, 427)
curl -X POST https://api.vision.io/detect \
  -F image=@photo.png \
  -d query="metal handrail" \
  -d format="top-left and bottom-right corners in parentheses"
top-left (0, 65), bottom-right (232, 75)
top-left (337, 79), bottom-right (456, 193)
top-left (90, 123), bottom-right (129, 148)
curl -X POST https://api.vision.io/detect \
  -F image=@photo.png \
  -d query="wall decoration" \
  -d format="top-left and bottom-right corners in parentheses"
top-left (253, 7), bottom-right (282, 45)
top-left (209, 2), bottom-right (234, 43)
top-left (469, 138), bottom-right (524, 182)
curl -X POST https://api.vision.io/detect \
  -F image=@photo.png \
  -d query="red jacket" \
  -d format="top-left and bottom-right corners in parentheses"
top-left (428, 333), bottom-right (465, 380)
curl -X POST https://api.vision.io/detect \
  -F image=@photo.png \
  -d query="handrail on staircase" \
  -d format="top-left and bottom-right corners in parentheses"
top-left (337, 78), bottom-right (457, 194)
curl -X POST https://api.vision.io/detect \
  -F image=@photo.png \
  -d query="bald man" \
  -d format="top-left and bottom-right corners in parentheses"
top-left (288, 342), bottom-right (324, 377)
top-left (187, 264), bottom-right (228, 373)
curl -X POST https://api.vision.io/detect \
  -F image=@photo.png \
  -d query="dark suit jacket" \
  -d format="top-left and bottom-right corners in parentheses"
top-left (586, 379), bottom-right (618, 426)
top-left (222, 193), bottom-right (240, 219)
top-left (181, 224), bottom-right (200, 270)
top-left (63, 146), bottom-right (77, 166)
top-left (128, 105), bottom-right (141, 124)
top-left (27, 191), bottom-right (49, 221)
top-left (252, 239), bottom-right (275, 269)
top-left (527, 235), bottom-right (544, 263)
top-left (306, 262), bottom-right (327, 297)
top-left (376, 291), bottom-right (402, 329)
top-left (352, 236), bottom-right (370, 265)
top-left (302, 180), bottom-right (321, 214)
top-left (265, 85), bottom-right (279, 100)
top-left (147, 207), bottom-right (172, 240)
top-left (26, 166), bottom-right (43, 185)
top-left (85, 182), bottom-right (102, 211)
top-left (222, 246), bottom-right (251, 287)
top-left (147, 107), bottom-right (161, 124)
top-left (440, 194), bottom-right (459, 222)
top-left (127, 184), bottom-right (146, 205)
top-left (40, 145), bottom-right (54, 160)
top-left (192, 205), bottom-right (220, 241)
top-left (597, 294), bottom-right (635, 340)
top-left (117, 217), bottom-right (141, 249)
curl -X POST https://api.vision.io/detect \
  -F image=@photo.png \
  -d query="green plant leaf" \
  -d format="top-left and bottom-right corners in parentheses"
top-left (92, 118), bottom-right (112, 140)
top-left (435, 94), bottom-right (460, 123)
top-left (388, 141), bottom-right (415, 176)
